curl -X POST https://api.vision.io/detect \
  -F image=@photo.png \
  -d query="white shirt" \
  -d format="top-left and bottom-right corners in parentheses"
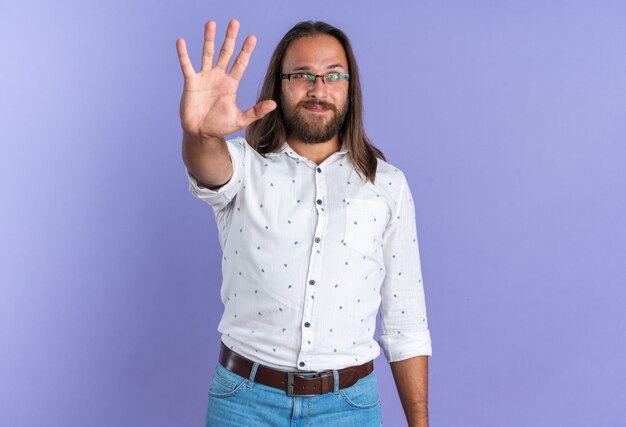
top-left (187, 137), bottom-right (432, 371)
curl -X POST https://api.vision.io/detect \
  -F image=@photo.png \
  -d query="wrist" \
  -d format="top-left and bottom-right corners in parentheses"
top-left (406, 402), bottom-right (428, 427)
top-left (183, 130), bottom-right (225, 148)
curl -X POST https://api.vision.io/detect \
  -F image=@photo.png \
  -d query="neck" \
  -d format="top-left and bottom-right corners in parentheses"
top-left (286, 135), bottom-right (341, 165)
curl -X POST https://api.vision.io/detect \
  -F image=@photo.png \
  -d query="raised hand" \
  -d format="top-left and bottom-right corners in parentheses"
top-left (176, 19), bottom-right (276, 139)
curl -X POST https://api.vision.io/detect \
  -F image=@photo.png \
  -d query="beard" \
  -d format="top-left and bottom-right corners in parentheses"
top-left (281, 98), bottom-right (348, 144)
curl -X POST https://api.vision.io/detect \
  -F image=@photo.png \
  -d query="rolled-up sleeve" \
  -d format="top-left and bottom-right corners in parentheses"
top-left (377, 174), bottom-right (432, 362)
top-left (186, 137), bottom-right (246, 212)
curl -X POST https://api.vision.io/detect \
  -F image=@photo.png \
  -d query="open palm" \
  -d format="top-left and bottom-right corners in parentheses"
top-left (176, 19), bottom-right (276, 139)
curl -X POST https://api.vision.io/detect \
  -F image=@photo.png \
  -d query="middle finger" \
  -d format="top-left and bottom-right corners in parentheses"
top-left (215, 19), bottom-right (240, 71)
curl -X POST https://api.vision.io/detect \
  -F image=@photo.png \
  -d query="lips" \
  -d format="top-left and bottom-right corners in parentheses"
top-left (304, 105), bottom-right (329, 112)
top-left (299, 101), bottom-right (336, 113)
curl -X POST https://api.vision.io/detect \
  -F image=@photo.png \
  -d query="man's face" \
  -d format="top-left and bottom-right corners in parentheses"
top-left (280, 35), bottom-right (350, 144)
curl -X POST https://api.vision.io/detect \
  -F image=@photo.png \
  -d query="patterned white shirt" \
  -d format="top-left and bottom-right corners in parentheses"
top-left (187, 137), bottom-right (432, 371)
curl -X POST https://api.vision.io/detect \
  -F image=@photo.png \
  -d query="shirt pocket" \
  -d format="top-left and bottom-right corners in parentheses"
top-left (343, 197), bottom-right (388, 256)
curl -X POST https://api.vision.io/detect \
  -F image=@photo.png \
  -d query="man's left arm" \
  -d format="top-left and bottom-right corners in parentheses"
top-left (377, 173), bottom-right (432, 426)
top-left (390, 355), bottom-right (429, 427)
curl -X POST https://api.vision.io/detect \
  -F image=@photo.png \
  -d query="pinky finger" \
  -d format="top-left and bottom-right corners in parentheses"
top-left (176, 38), bottom-right (196, 78)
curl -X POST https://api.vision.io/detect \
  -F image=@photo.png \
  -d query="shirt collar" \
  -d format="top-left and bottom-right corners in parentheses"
top-left (265, 141), bottom-right (349, 159)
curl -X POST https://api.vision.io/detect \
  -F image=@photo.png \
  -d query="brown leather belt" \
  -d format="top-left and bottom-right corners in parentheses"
top-left (218, 342), bottom-right (374, 396)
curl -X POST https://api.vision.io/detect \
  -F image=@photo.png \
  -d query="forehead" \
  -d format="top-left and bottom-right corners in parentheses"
top-left (282, 35), bottom-right (348, 71)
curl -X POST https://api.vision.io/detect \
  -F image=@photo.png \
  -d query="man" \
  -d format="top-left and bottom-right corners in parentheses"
top-left (176, 19), bottom-right (431, 426)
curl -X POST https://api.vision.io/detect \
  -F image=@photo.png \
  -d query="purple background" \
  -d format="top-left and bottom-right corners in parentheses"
top-left (2, 1), bottom-right (625, 426)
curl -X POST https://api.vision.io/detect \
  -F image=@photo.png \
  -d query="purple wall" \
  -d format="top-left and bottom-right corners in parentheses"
top-left (2, 1), bottom-right (625, 426)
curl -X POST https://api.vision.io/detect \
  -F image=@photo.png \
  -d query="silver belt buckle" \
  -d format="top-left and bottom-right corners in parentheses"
top-left (287, 371), bottom-right (319, 397)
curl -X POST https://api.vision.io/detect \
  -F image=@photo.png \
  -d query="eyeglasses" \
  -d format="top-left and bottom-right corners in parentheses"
top-left (280, 72), bottom-right (351, 86)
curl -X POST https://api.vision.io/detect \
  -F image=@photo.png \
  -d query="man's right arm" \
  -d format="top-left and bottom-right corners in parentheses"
top-left (176, 19), bottom-right (276, 191)
top-left (182, 132), bottom-right (232, 190)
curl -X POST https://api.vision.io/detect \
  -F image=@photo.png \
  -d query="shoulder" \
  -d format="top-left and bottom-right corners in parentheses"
top-left (225, 136), bottom-right (267, 164)
top-left (225, 136), bottom-right (247, 152)
top-left (374, 157), bottom-right (408, 190)
top-left (367, 157), bottom-right (413, 219)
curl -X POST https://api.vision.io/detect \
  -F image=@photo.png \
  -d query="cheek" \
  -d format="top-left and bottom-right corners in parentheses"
top-left (333, 89), bottom-right (349, 109)
top-left (281, 84), bottom-right (305, 105)
top-left (280, 84), bottom-right (293, 105)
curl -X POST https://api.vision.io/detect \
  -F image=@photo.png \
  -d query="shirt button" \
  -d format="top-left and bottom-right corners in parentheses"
top-left (304, 322), bottom-right (311, 328)
top-left (314, 237), bottom-right (320, 243)
top-left (299, 362), bottom-right (305, 367)
top-left (308, 279), bottom-right (315, 285)
top-left (316, 167), bottom-right (322, 173)
top-left (316, 199), bottom-right (322, 205)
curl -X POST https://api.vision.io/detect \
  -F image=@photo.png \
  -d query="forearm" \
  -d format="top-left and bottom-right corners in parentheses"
top-left (182, 131), bottom-right (232, 189)
top-left (389, 355), bottom-right (429, 427)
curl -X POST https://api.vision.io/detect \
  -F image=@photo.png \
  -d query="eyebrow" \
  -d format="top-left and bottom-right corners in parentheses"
top-left (291, 64), bottom-right (347, 72)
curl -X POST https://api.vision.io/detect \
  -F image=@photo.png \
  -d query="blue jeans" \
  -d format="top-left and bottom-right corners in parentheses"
top-left (205, 361), bottom-right (383, 426)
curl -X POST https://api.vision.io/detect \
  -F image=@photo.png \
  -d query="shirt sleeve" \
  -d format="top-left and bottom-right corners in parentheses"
top-left (377, 173), bottom-right (432, 362)
top-left (186, 137), bottom-right (245, 212)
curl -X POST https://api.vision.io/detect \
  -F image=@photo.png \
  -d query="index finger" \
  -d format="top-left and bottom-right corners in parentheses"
top-left (229, 34), bottom-right (256, 81)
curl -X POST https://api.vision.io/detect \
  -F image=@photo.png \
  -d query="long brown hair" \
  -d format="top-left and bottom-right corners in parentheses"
top-left (246, 21), bottom-right (386, 184)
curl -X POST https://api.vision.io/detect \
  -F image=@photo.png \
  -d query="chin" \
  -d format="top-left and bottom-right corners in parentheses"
top-left (301, 112), bottom-right (332, 126)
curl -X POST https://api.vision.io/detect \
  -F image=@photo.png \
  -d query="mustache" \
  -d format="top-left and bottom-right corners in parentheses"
top-left (298, 100), bottom-right (337, 112)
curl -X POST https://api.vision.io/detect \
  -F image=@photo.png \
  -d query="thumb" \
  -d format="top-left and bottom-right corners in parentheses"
top-left (239, 100), bottom-right (277, 127)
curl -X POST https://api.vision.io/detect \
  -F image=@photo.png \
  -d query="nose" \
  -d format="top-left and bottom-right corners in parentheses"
top-left (307, 76), bottom-right (327, 98)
